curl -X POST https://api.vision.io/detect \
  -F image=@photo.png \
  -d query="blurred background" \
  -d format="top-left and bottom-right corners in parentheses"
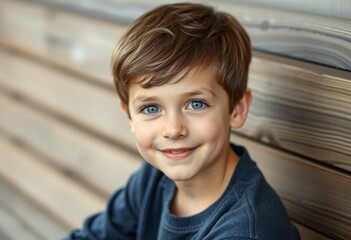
top-left (0, 0), bottom-right (350, 239)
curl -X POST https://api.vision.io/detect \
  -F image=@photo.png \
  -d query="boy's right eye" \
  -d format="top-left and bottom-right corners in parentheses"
top-left (141, 105), bottom-right (160, 115)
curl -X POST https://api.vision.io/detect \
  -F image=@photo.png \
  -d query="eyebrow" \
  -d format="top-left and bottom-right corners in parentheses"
top-left (181, 88), bottom-right (217, 98)
top-left (132, 88), bottom-right (217, 105)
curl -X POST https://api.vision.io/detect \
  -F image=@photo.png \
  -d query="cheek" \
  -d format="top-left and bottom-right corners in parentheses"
top-left (193, 114), bottom-right (230, 142)
top-left (132, 121), bottom-right (156, 147)
top-left (132, 126), bottom-right (151, 160)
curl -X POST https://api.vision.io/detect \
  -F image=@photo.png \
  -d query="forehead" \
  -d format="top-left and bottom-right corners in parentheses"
top-left (132, 65), bottom-right (214, 88)
top-left (128, 65), bottom-right (224, 103)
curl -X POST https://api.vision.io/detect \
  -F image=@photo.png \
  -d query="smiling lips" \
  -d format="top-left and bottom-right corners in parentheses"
top-left (161, 147), bottom-right (197, 160)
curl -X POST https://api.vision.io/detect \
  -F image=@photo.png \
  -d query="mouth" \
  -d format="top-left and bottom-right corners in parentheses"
top-left (160, 147), bottom-right (197, 160)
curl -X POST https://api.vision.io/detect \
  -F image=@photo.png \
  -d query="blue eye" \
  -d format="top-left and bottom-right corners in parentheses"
top-left (187, 100), bottom-right (207, 110)
top-left (142, 105), bottom-right (160, 115)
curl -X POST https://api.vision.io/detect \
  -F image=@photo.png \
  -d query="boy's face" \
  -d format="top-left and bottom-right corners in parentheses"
top-left (124, 65), bottom-right (250, 182)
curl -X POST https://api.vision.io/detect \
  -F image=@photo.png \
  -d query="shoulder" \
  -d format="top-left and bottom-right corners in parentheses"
top-left (209, 145), bottom-right (300, 239)
top-left (211, 178), bottom-right (299, 240)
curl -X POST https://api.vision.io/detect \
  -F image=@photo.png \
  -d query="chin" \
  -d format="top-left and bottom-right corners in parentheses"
top-left (164, 170), bottom-right (195, 182)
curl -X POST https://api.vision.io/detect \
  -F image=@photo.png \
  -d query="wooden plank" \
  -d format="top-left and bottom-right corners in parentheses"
top-left (3, 0), bottom-right (350, 71)
top-left (0, 0), bottom-right (48, 53)
top-left (0, 177), bottom-right (68, 239)
top-left (0, 49), bottom-right (135, 150)
top-left (16, 0), bottom-right (147, 24)
top-left (0, 137), bottom-right (105, 229)
top-left (238, 52), bottom-right (351, 171)
top-left (216, 1), bottom-right (351, 71)
top-left (294, 223), bottom-right (331, 240)
top-left (0, 93), bottom-right (141, 194)
top-left (233, 0), bottom-right (351, 20)
top-left (0, 229), bottom-right (11, 240)
top-left (0, 0), bottom-right (127, 83)
top-left (0, 203), bottom-right (41, 240)
top-left (231, 134), bottom-right (351, 239)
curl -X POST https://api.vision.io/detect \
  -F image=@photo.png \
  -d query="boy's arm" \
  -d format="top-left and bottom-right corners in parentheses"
top-left (63, 168), bottom-right (142, 240)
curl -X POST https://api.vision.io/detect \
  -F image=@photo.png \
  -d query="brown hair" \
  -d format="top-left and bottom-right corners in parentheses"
top-left (112, 3), bottom-right (251, 111)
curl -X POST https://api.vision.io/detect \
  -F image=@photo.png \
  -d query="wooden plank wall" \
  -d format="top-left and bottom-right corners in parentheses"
top-left (0, 0), bottom-right (350, 239)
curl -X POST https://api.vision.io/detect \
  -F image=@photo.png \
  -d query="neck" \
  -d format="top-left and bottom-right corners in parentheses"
top-left (170, 148), bottom-right (239, 217)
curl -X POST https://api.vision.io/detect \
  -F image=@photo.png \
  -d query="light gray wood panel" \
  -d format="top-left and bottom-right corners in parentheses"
top-left (0, 229), bottom-right (11, 240)
top-left (0, 0), bottom-right (126, 84)
top-left (231, 134), bottom-right (351, 239)
top-left (0, 93), bottom-right (141, 194)
top-left (0, 137), bottom-right (105, 228)
top-left (0, 49), bottom-right (135, 150)
top-left (5, 0), bottom-right (350, 71)
top-left (217, 2), bottom-right (351, 71)
top-left (0, 177), bottom-right (69, 239)
top-left (0, 204), bottom-right (41, 240)
top-left (238, 52), bottom-right (351, 171)
top-left (0, 0), bottom-right (48, 54)
top-left (235, 0), bottom-right (351, 20)
top-left (12, 0), bottom-right (149, 24)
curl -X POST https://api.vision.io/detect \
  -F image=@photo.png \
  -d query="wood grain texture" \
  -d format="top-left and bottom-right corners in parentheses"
top-left (0, 137), bottom-right (105, 229)
top-left (0, 0), bottom-right (126, 84)
top-left (217, 1), bottom-right (351, 71)
top-left (238, 52), bottom-right (351, 171)
top-left (234, 0), bottom-right (351, 20)
top-left (5, 0), bottom-right (350, 71)
top-left (0, 203), bottom-right (41, 240)
top-left (0, 93), bottom-right (141, 195)
top-left (294, 223), bottom-right (331, 240)
top-left (0, 177), bottom-right (69, 239)
top-left (0, 49), bottom-right (136, 150)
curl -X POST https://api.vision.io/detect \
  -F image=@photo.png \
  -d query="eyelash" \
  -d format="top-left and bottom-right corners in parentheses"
top-left (139, 99), bottom-right (209, 115)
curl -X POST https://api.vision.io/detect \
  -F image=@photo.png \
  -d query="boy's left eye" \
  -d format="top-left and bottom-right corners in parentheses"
top-left (186, 100), bottom-right (207, 110)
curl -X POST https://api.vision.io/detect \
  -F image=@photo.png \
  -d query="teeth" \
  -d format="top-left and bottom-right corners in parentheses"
top-left (167, 149), bottom-right (186, 154)
top-left (169, 150), bottom-right (184, 153)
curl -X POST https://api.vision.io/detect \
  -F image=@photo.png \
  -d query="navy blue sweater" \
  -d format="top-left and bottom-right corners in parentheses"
top-left (65, 144), bottom-right (300, 239)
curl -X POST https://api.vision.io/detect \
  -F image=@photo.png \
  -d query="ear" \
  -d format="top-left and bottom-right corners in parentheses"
top-left (230, 89), bottom-right (252, 129)
top-left (119, 101), bottom-right (135, 133)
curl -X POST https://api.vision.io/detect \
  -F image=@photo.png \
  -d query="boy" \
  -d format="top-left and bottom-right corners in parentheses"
top-left (66, 3), bottom-right (300, 239)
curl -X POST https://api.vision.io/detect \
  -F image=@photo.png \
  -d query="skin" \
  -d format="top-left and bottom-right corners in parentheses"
top-left (120, 65), bottom-right (252, 217)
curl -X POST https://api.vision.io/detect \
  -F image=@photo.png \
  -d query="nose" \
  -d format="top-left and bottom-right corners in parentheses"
top-left (162, 113), bottom-right (188, 139)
